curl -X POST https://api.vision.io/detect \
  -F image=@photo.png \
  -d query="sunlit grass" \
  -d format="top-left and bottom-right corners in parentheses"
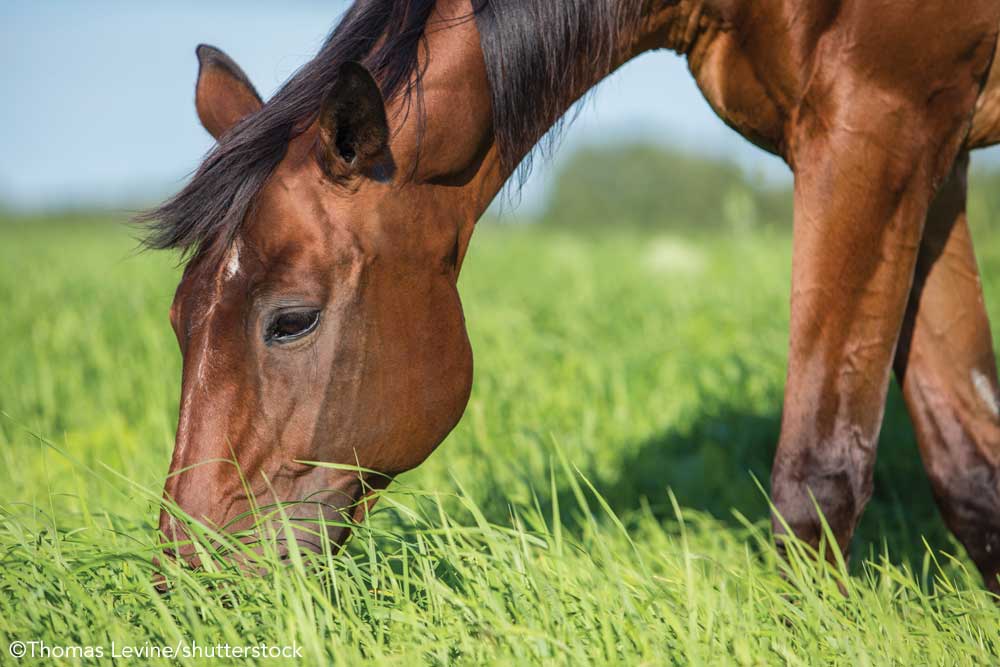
top-left (2, 217), bottom-right (1000, 665)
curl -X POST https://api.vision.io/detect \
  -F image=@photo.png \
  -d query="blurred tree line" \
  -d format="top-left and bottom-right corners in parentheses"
top-left (541, 143), bottom-right (1000, 233)
top-left (540, 143), bottom-right (792, 230)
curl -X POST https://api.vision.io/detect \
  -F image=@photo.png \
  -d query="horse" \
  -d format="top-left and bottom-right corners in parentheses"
top-left (143, 0), bottom-right (1000, 590)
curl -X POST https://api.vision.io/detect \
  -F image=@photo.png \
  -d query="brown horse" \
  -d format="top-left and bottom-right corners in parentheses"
top-left (145, 0), bottom-right (1000, 590)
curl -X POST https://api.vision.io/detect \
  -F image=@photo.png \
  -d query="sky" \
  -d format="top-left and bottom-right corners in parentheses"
top-left (0, 1), bottom-right (828, 214)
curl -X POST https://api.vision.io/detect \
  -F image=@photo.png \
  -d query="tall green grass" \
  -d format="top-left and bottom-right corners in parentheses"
top-left (2, 217), bottom-right (1000, 665)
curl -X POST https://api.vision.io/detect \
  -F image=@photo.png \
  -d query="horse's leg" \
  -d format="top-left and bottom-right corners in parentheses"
top-left (893, 151), bottom-right (1000, 592)
top-left (768, 91), bottom-right (971, 565)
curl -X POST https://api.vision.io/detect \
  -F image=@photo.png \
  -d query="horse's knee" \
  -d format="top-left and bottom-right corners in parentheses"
top-left (771, 434), bottom-right (877, 555)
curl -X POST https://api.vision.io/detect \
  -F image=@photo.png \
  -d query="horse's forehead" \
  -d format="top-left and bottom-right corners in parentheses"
top-left (179, 183), bottom-right (356, 307)
top-left (246, 174), bottom-right (376, 268)
top-left (244, 165), bottom-right (334, 252)
top-left (242, 219), bottom-right (320, 266)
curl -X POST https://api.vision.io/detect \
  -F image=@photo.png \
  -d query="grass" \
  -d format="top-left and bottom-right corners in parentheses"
top-left (2, 216), bottom-right (1000, 665)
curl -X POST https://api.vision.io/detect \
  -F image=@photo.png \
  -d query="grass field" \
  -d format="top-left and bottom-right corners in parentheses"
top-left (3, 217), bottom-right (1000, 665)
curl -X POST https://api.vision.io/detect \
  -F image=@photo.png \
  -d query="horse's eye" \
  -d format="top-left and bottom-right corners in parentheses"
top-left (266, 309), bottom-right (321, 345)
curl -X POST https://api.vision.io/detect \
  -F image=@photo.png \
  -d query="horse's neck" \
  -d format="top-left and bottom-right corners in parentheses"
top-left (385, 0), bottom-right (697, 226)
top-left (385, 0), bottom-right (501, 218)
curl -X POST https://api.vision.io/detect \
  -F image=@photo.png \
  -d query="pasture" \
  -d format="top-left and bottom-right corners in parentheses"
top-left (2, 215), bottom-right (1000, 665)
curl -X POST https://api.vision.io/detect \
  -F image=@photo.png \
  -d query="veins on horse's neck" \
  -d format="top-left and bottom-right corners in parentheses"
top-left (643, 0), bottom-right (718, 56)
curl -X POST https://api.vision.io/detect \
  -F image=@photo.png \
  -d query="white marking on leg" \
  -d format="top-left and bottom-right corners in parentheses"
top-left (971, 369), bottom-right (1000, 418)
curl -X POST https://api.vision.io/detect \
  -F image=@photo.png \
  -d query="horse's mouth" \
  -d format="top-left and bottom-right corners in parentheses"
top-left (153, 487), bottom-right (370, 590)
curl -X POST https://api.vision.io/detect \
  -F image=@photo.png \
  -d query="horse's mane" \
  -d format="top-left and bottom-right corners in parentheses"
top-left (139, 0), bottom-right (635, 256)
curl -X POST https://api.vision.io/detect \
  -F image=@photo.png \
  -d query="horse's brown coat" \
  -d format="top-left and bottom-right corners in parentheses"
top-left (159, 0), bottom-right (1000, 590)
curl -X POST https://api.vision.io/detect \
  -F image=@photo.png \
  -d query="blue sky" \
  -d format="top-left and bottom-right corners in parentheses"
top-left (3, 1), bottom-right (802, 213)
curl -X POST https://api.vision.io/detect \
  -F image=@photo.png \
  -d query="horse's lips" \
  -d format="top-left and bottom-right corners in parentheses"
top-left (153, 472), bottom-right (369, 589)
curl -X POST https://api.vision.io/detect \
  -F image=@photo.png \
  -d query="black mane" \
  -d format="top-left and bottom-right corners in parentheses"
top-left (140, 0), bottom-right (635, 256)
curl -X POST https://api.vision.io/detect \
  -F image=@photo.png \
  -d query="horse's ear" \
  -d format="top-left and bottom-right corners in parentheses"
top-left (317, 62), bottom-right (390, 177)
top-left (195, 44), bottom-right (262, 140)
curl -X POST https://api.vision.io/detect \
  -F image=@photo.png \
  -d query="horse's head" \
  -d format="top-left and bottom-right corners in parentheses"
top-left (158, 47), bottom-right (474, 560)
